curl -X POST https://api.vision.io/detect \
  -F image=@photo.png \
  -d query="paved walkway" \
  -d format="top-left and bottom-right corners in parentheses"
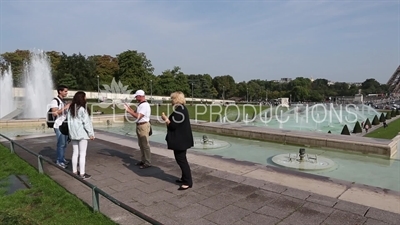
top-left (2, 131), bottom-right (400, 225)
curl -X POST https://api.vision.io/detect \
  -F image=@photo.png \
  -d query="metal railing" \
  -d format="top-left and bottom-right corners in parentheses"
top-left (0, 133), bottom-right (163, 225)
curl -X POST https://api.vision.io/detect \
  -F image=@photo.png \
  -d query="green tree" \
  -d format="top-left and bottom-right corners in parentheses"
top-left (1, 50), bottom-right (30, 86)
top-left (386, 112), bottom-right (392, 120)
top-left (361, 78), bottom-right (381, 95)
top-left (308, 90), bottom-right (324, 102)
top-left (365, 118), bottom-right (372, 128)
top-left (372, 115), bottom-right (380, 125)
top-left (46, 51), bottom-right (62, 82)
top-left (57, 73), bottom-right (78, 90)
top-left (379, 113), bottom-right (386, 122)
top-left (391, 109), bottom-right (396, 117)
top-left (116, 50), bottom-right (154, 91)
top-left (290, 86), bottom-right (309, 102)
top-left (89, 55), bottom-right (119, 85)
top-left (55, 53), bottom-right (96, 91)
top-left (157, 67), bottom-right (189, 96)
top-left (352, 121), bottom-right (362, 133)
top-left (341, 125), bottom-right (350, 135)
top-left (212, 75), bottom-right (237, 99)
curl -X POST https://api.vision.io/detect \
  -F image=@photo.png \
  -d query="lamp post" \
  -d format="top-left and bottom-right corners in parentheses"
top-left (97, 75), bottom-right (99, 102)
top-left (266, 89), bottom-right (268, 102)
top-left (150, 80), bottom-right (153, 103)
top-left (246, 88), bottom-right (249, 103)
top-left (222, 86), bottom-right (225, 103)
top-left (191, 82), bottom-right (194, 105)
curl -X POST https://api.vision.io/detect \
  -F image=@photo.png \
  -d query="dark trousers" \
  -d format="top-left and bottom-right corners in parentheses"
top-left (173, 150), bottom-right (192, 186)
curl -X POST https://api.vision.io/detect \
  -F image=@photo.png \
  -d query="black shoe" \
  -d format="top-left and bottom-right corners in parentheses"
top-left (81, 173), bottom-right (91, 180)
top-left (175, 179), bottom-right (184, 184)
top-left (139, 164), bottom-right (151, 169)
top-left (178, 185), bottom-right (192, 191)
top-left (135, 161), bottom-right (144, 166)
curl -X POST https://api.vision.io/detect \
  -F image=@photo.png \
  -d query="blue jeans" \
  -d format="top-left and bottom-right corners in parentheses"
top-left (54, 128), bottom-right (68, 163)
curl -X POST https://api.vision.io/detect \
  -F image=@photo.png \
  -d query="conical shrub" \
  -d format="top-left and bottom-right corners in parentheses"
top-left (341, 125), bottom-right (350, 135)
top-left (396, 108), bottom-right (400, 115)
top-left (386, 112), bottom-right (392, 120)
top-left (391, 109), bottom-right (396, 117)
top-left (372, 115), bottom-right (380, 125)
top-left (365, 118), bottom-right (372, 128)
top-left (379, 113), bottom-right (386, 122)
top-left (328, 130), bottom-right (331, 134)
top-left (352, 121), bottom-right (362, 133)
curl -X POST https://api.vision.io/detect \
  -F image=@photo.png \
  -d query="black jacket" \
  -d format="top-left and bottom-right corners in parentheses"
top-left (165, 104), bottom-right (194, 151)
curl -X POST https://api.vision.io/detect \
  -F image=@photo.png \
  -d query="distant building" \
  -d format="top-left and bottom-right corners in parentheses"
top-left (347, 82), bottom-right (362, 87)
top-left (327, 80), bottom-right (335, 86)
top-left (387, 65), bottom-right (400, 95)
top-left (271, 78), bottom-right (292, 83)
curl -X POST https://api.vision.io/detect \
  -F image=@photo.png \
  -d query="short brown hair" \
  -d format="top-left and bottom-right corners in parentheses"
top-left (170, 91), bottom-right (186, 105)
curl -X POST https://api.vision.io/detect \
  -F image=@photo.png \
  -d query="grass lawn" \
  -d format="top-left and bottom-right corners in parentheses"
top-left (364, 117), bottom-right (400, 139)
top-left (0, 144), bottom-right (117, 225)
top-left (89, 103), bottom-right (270, 122)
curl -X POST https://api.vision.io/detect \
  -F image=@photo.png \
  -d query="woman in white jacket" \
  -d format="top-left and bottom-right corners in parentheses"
top-left (67, 91), bottom-right (95, 180)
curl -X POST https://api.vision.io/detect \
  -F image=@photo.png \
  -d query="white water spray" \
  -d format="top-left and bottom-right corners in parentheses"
top-left (22, 50), bottom-right (54, 118)
top-left (0, 65), bottom-right (15, 118)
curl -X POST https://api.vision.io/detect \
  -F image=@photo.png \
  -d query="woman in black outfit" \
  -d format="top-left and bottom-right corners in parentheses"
top-left (161, 91), bottom-right (194, 190)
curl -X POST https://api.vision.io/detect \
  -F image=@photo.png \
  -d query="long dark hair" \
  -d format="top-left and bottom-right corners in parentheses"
top-left (70, 91), bottom-right (90, 117)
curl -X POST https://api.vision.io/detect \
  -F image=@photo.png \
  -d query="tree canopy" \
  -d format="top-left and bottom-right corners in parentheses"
top-left (0, 49), bottom-right (389, 102)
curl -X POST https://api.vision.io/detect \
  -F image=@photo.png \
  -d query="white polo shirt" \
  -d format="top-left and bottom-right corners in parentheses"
top-left (136, 101), bottom-right (151, 123)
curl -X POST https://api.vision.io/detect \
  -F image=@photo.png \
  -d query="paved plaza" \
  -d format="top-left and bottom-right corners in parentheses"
top-left (2, 130), bottom-right (400, 225)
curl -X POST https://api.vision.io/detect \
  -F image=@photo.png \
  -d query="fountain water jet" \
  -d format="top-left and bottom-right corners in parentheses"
top-left (22, 50), bottom-right (54, 118)
top-left (0, 65), bottom-right (15, 118)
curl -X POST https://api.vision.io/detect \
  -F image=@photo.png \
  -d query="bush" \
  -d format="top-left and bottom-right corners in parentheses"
top-left (379, 113), bottom-right (386, 122)
top-left (365, 118), bottom-right (372, 128)
top-left (352, 121), bottom-right (362, 133)
top-left (391, 109), bottom-right (396, 117)
top-left (397, 108), bottom-right (400, 115)
top-left (328, 130), bottom-right (331, 134)
top-left (341, 125), bottom-right (350, 135)
top-left (372, 115), bottom-right (380, 125)
top-left (386, 112), bottom-right (392, 120)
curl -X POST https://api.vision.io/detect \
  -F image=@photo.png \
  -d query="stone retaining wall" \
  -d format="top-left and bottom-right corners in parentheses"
top-left (1, 115), bottom-right (398, 158)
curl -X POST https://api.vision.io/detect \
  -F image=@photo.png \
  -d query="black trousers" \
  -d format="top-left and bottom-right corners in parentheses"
top-left (173, 150), bottom-right (192, 186)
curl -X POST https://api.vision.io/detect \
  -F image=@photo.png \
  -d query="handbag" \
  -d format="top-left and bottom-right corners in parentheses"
top-left (60, 118), bottom-right (69, 136)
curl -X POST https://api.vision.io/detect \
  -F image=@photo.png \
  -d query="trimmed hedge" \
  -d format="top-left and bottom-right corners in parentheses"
top-left (372, 115), bottom-right (380, 125)
top-left (352, 121), bottom-right (362, 133)
top-left (341, 125), bottom-right (350, 135)
top-left (379, 113), bottom-right (386, 122)
top-left (391, 109), bottom-right (396, 117)
top-left (365, 118), bottom-right (372, 128)
top-left (386, 112), bottom-right (392, 120)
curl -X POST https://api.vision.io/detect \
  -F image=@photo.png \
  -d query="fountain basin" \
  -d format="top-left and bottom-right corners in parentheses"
top-left (271, 153), bottom-right (336, 171)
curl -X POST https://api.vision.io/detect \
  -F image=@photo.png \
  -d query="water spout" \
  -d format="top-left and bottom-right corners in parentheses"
top-left (0, 65), bottom-right (15, 118)
top-left (22, 50), bottom-right (54, 118)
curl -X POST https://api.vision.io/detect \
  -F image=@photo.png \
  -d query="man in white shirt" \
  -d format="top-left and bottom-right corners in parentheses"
top-left (50, 85), bottom-right (71, 168)
top-left (125, 90), bottom-right (152, 168)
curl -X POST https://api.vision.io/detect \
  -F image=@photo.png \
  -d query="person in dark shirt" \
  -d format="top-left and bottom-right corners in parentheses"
top-left (161, 91), bottom-right (194, 190)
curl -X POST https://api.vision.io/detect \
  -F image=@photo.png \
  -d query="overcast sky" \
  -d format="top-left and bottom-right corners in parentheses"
top-left (1, 0), bottom-right (399, 84)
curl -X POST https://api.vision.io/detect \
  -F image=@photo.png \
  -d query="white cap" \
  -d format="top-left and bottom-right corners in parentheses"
top-left (133, 90), bottom-right (145, 98)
